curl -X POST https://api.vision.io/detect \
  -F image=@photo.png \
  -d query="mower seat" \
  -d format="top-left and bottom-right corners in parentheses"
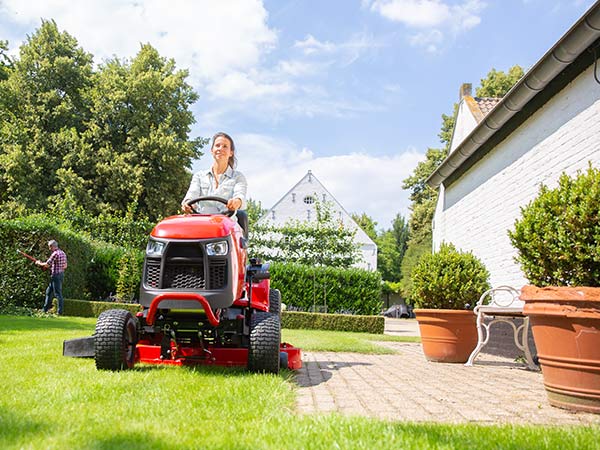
top-left (237, 210), bottom-right (248, 239)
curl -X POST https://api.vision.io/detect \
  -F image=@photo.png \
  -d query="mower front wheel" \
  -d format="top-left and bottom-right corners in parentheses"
top-left (94, 309), bottom-right (137, 371)
top-left (248, 311), bottom-right (281, 374)
top-left (268, 288), bottom-right (282, 317)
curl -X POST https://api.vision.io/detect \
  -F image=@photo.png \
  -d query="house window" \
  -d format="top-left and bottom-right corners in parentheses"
top-left (307, 209), bottom-right (311, 220)
top-left (292, 193), bottom-right (296, 203)
top-left (322, 193), bottom-right (326, 202)
top-left (303, 195), bottom-right (315, 205)
top-left (271, 210), bottom-right (276, 220)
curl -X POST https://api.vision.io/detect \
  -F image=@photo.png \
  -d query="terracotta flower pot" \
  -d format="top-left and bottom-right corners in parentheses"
top-left (521, 285), bottom-right (600, 414)
top-left (414, 309), bottom-right (477, 363)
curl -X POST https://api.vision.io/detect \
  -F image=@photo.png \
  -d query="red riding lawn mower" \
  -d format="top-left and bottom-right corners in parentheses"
top-left (64, 196), bottom-right (302, 373)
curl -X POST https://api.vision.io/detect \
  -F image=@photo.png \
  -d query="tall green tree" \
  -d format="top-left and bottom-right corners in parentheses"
top-left (352, 212), bottom-right (409, 283)
top-left (477, 66), bottom-right (524, 97)
top-left (0, 21), bottom-right (204, 221)
top-left (400, 65), bottom-right (524, 299)
top-left (351, 212), bottom-right (378, 241)
top-left (246, 198), bottom-right (265, 225)
top-left (0, 40), bottom-right (12, 80)
top-left (72, 44), bottom-right (204, 220)
top-left (0, 20), bottom-right (93, 211)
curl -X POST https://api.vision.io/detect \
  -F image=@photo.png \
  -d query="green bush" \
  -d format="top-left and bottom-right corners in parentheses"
top-left (116, 249), bottom-right (144, 302)
top-left (509, 166), bottom-right (600, 287)
top-left (64, 298), bottom-right (141, 317)
top-left (281, 311), bottom-right (384, 334)
top-left (0, 217), bottom-right (94, 309)
top-left (411, 243), bottom-right (490, 309)
top-left (0, 216), bottom-right (144, 309)
top-left (269, 262), bottom-right (382, 315)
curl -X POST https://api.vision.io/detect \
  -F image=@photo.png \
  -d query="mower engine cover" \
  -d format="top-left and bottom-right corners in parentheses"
top-left (139, 214), bottom-right (247, 310)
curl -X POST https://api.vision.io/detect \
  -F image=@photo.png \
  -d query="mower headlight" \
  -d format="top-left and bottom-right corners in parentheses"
top-left (146, 239), bottom-right (165, 256)
top-left (206, 241), bottom-right (228, 256)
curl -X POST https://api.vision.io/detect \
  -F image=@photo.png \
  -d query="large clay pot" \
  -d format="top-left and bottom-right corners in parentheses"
top-left (414, 309), bottom-right (477, 363)
top-left (521, 285), bottom-right (600, 414)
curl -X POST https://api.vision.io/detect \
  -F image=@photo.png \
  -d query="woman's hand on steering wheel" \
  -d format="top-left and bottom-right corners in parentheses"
top-left (183, 196), bottom-right (237, 217)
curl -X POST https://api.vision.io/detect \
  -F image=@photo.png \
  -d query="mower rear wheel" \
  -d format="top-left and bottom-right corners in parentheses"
top-left (94, 309), bottom-right (137, 371)
top-left (268, 288), bottom-right (282, 317)
top-left (248, 311), bottom-right (281, 374)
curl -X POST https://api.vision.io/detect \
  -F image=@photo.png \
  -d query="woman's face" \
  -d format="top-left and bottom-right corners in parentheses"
top-left (211, 136), bottom-right (233, 163)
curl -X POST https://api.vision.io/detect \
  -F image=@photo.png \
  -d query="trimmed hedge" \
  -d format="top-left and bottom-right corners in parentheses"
top-left (281, 311), bottom-right (384, 334)
top-left (0, 216), bottom-right (143, 309)
top-left (64, 299), bottom-right (141, 317)
top-left (62, 299), bottom-right (383, 333)
top-left (270, 262), bottom-right (382, 315)
top-left (0, 217), bottom-right (93, 309)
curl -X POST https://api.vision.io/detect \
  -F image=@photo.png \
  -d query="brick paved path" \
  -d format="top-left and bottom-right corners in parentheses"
top-left (294, 342), bottom-right (600, 425)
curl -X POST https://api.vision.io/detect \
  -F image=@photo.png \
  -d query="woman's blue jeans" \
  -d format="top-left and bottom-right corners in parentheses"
top-left (44, 272), bottom-right (64, 314)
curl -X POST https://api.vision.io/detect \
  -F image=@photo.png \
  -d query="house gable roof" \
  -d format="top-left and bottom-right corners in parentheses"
top-left (258, 170), bottom-right (377, 247)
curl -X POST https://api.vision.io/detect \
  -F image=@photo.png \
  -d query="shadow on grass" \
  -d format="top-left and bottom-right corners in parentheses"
top-left (0, 411), bottom-right (49, 448)
top-left (0, 314), bottom-right (94, 333)
top-left (88, 432), bottom-right (168, 450)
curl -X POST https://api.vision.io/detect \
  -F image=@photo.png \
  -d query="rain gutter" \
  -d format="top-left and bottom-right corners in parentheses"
top-left (426, 2), bottom-right (600, 189)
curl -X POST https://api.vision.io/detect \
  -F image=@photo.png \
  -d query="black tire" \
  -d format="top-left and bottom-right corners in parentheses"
top-left (268, 288), bottom-right (282, 317)
top-left (94, 309), bottom-right (137, 371)
top-left (248, 311), bottom-right (280, 374)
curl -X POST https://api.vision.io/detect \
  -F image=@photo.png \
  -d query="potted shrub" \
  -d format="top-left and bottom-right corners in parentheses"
top-left (411, 243), bottom-right (491, 363)
top-left (509, 165), bottom-right (600, 414)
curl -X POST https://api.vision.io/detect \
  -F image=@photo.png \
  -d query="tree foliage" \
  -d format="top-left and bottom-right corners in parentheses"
top-left (246, 198), bottom-right (266, 226)
top-left (352, 212), bottom-right (408, 283)
top-left (0, 21), bottom-right (204, 222)
top-left (400, 65), bottom-right (524, 298)
top-left (476, 65), bottom-right (524, 98)
top-left (250, 202), bottom-right (361, 268)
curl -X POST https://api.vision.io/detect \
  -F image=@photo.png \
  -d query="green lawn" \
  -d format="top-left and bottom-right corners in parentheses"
top-left (282, 328), bottom-right (420, 354)
top-left (0, 315), bottom-right (597, 450)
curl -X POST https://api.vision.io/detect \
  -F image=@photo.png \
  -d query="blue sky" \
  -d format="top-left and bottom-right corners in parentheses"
top-left (0, 0), bottom-right (596, 229)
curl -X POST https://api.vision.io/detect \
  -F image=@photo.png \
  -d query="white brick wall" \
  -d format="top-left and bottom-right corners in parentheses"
top-left (433, 64), bottom-right (600, 288)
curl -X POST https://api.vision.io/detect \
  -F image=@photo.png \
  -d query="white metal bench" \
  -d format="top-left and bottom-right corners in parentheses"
top-left (465, 286), bottom-right (538, 370)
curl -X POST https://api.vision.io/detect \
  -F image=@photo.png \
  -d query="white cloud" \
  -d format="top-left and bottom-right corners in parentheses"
top-left (0, 0), bottom-right (277, 81)
top-left (367, 0), bottom-right (486, 52)
top-left (227, 133), bottom-right (425, 228)
top-left (294, 34), bottom-right (337, 55)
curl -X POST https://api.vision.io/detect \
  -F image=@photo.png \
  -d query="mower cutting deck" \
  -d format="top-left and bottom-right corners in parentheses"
top-left (63, 196), bottom-right (302, 373)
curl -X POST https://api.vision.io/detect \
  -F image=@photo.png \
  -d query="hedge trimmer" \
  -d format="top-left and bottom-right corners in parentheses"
top-left (17, 249), bottom-right (47, 270)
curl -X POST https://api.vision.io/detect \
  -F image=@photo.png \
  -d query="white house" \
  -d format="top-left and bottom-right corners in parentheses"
top-left (258, 170), bottom-right (378, 271)
top-left (428, 3), bottom-right (600, 288)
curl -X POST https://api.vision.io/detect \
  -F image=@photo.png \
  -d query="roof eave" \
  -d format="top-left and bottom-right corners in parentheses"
top-left (427, 1), bottom-right (600, 189)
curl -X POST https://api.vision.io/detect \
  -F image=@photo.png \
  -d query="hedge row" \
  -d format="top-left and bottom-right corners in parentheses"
top-left (0, 216), bottom-right (143, 309)
top-left (63, 299), bottom-right (142, 317)
top-left (281, 311), bottom-right (384, 334)
top-left (270, 262), bottom-right (382, 315)
top-left (61, 299), bottom-right (384, 333)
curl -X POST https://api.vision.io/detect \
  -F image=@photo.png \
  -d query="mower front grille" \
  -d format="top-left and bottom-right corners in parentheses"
top-left (208, 259), bottom-right (227, 289)
top-left (163, 264), bottom-right (205, 289)
top-left (145, 260), bottom-right (161, 288)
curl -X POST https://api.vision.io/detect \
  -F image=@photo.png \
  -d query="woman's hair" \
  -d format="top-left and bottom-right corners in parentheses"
top-left (212, 132), bottom-right (236, 169)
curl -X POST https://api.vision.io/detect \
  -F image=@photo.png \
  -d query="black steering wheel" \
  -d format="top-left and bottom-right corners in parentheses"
top-left (185, 196), bottom-right (236, 217)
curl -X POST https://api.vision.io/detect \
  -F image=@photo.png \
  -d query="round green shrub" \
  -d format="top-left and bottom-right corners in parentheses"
top-left (411, 243), bottom-right (490, 309)
top-left (509, 165), bottom-right (600, 287)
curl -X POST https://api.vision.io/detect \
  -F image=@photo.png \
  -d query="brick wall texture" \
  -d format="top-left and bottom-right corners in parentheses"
top-left (433, 64), bottom-right (600, 289)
